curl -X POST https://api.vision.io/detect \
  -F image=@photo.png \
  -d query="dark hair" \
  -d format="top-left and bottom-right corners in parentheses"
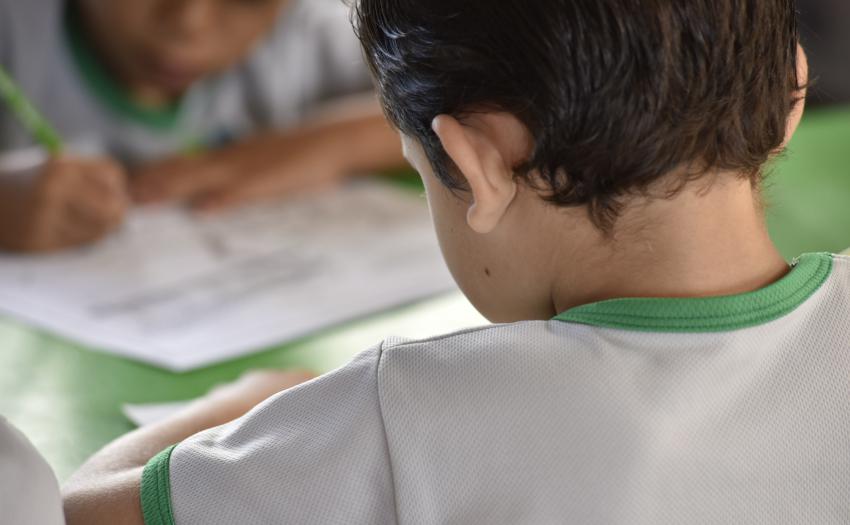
top-left (354, 0), bottom-right (802, 230)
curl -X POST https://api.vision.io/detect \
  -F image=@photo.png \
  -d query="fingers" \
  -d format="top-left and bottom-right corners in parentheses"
top-left (60, 197), bottom-right (123, 247)
top-left (239, 369), bottom-right (318, 387)
top-left (193, 168), bottom-right (341, 213)
top-left (202, 369), bottom-right (318, 417)
top-left (131, 156), bottom-right (231, 204)
top-left (191, 180), bottom-right (265, 213)
top-left (232, 369), bottom-right (319, 399)
top-left (135, 135), bottom-right (349, 212)
top-left (130, 158), bottom-right (192, 203)
top-left (77, 158), bottom-right (127, 201)
top-left (26, 158), bottom-right (128, 252)
top-left (76, 168), bottom-right (128, 226)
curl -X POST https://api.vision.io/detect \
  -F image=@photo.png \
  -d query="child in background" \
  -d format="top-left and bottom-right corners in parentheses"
top-left (0, 0), bottom-right (402, 252)
top-left (64, 0), bottom-right (850, 523)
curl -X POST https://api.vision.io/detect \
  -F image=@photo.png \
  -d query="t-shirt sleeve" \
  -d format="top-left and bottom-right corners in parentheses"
top-left (0, 418), bottom-right (65, 525)
top-left (243, 0), bottom-right (374, 129)
top-left (0, 3), bottom-right (9, 67)
top-left (0, 0), bottom-right (13, 146)
top-left (141, 344), bottom-right (397, 525)
top-left (305, 0), bottom-right (374, 101)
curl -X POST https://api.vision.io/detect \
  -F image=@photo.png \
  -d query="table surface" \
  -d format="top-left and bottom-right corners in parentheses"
top-left (1, 106), bottom-right (848, 482)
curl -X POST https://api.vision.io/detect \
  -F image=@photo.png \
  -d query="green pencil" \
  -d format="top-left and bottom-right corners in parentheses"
top-left (0, 65), bottom-right (63, 154)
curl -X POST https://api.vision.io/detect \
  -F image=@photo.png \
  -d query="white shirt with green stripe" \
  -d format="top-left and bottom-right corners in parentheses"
top-left (142, 252), bottom-right (850, 524)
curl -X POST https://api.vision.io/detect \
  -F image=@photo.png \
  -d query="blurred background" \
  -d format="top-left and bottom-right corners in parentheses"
top-left (799, 0), bottom-right (850, 105)
top-left (766, 0), bottom-right (850, 258)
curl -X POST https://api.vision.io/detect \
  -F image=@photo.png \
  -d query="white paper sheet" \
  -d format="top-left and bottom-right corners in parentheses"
top-left (0, 181), bottom-right (456, 371)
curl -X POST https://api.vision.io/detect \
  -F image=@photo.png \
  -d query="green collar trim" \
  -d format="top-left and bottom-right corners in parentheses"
top-left (65, 6), bottom-right (183, 130)
top-left (553, 253), bottom-right (833, 333)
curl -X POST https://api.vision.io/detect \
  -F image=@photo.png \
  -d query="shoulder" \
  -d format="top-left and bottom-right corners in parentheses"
top-left (0, 0), bottom-right (62, 27)
top-left (260, 0), bottom-right (352, 47)
top-left (0, 418), bottom-right (64, 525)
top-left (0, 0), bottom-right (64, 66)
top-left (378, 320), bottom-right (587, 369)
top-left (281, 0), bottom-right (352, 29)
top-left (812, 252), bottom-right (850, 290)
top-left (177, 344), bottom-right (385, 451)
top-left (376, 320), bottom-right (608, 400)
top-left (830, 251), bottom-right (850, 290)
top-left (159, 345), bottom-right (396, 524)
top-left (239, 0), bottom-right (368, 118)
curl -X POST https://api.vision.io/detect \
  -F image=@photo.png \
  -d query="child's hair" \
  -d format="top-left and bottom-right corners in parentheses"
top-left (354, 0), bottom-right (802, 229)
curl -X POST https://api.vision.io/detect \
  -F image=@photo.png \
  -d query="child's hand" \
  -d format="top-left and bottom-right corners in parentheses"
top-left (0, 157), bottom-right (128, 253)
top-left (131, 131), bottom-right (346, 212)
top-left (195, 370), bottom-right (318, 423)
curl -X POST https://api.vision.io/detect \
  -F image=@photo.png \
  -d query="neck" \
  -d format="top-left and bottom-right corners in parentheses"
top-left (549, 174), bottom-right (789, 315)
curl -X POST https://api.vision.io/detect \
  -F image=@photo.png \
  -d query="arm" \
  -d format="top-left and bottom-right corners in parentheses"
top-left (62, 371), bottom-right (315, 525)
top-left (131, 95), bottom-right (405, 211)
top-left (304, 93), bottom-right (407, 176)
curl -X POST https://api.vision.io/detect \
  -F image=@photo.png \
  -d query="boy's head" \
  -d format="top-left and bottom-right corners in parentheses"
top-left (78, 0), bottom-right (289, 96)
top-left (355, 0), bottom-right (807, 321)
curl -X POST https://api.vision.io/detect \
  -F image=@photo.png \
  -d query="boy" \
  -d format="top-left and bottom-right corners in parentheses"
top-left (64, 0), bottom-right (850, 523)
top-left (0, 0), bottom-right (402, 252)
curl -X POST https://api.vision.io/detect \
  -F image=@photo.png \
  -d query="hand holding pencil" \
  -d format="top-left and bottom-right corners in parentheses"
top-left (0, 65), bottom-right (129, 253)
top-left (0, 157), bottom-right (128, 252)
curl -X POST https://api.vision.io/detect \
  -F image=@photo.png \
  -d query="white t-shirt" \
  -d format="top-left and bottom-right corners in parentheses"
top-left (0, 418), bottom-right (64, 525)
top-left (0, 0), bottom-right (372, 165)
top-left (142, 252), bottom-right (850, 524)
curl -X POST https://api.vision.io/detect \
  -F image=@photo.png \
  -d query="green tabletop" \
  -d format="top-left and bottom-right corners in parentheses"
top-left (1, 106), bottom-right (849, 482)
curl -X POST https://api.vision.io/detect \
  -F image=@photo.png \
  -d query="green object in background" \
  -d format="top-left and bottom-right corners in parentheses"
top-left (0, 65), bottom-right (63, 154)
top-left (0, 106), bottom-right (848, 483)
top-left (767, 106), bottom-right (850, 257)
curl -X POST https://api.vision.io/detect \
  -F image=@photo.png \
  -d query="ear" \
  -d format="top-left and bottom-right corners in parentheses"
top-left (432, 113), bottom-right (526, 234)
top-left (781, 44), bottom-right (809, 149)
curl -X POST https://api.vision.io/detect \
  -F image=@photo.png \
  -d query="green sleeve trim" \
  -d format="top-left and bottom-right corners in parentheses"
top-left (554, 253), bottom-right (833, 333)
top-left (64, 5), bottom-right (183, 130)
top-left (141, 445), bottom-right (178, 525)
